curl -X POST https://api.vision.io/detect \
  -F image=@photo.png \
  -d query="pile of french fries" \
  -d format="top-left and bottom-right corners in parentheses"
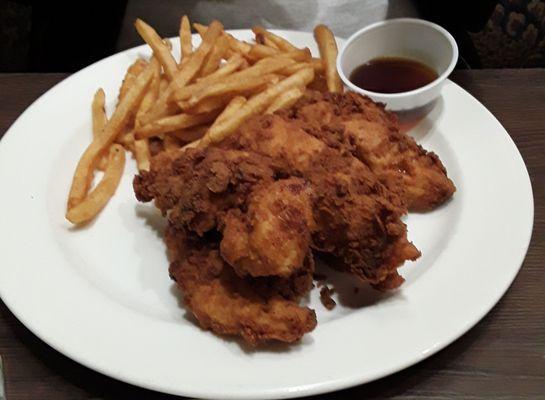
top-left (66, 16), bottom-right (342, 225)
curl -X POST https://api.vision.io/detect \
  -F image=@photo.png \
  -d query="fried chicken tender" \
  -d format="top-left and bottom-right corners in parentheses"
top-left (221, 178), bottom-right (315, 278)
top-left (288, 91), bottom-right (456, 211)
top-left (134, 147), bottom-right (277, 235)
top-left (222, 113), bottom-right (420, 287)
top-left (165, 225), bottom-right (317, 345)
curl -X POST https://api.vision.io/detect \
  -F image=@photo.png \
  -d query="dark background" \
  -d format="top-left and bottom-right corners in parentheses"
top-left (1, 0), bottom-right (545, 72)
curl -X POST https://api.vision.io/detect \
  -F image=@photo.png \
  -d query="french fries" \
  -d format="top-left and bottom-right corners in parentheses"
top-left (135, 19), bottom-right (178, 80)
top-left (118, 59), bottom-right (148, 101)
top-left (141, 20), bottom-right (223, 125)
top-left (193, 23), bottom-right (252, 55)
top-left (313, 24), bottom-right (342, 93)
top-left (67, 65), bottom-right (153, 210)
top-left (203, 68), bottom-right (314, 144)
top-left (66, 145), bottom-right (126, 224)
top-left (172, 56), bottom-right (293, 102)
top-left (66, 16), bottom-right (343, 225)
top-left (186, 73), bottom-right (279, 108)
top-left (199, 35), bottom-right (229, 76)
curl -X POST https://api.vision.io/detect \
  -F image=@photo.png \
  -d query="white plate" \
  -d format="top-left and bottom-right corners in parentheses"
top-left (0, 30), bottom-right (533, 399)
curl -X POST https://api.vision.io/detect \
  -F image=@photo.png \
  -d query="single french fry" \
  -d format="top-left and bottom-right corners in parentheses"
top-left (213, 96), bottom-right (246, 125)
top-left (193, 23), bottom-right (252, 54)
top-left (67, 66), bottom-right (153, 210)
top-left (199, 34), bottom-right (228, 77)
top-left (173, 56), bottom-right (293, 102)
top-left (192, 23), bottom-right (206, 36)
top-left (265, 87), bottom-right (304, 114)
top-left (279, 59), bottom-right (323, 75)
top-left (255, 32), bottom-right (280, 49)
top-left (92, 88), bottom-right (107, 138)
top-left (91, 88), bottom-right (109, 171)
top-left (134, 138), bottom-right (151, 171)
top-left (194, 97), bottom-right (247, 148)
top-left (170, 125), bottom-right (209, 142)
top-left (252, 26), bottom-right (298, 52)
top-left (204, 68), bottom-right (314, 143)
top-left (181, 139), bottom-right (202, 151)
top-left (278, 62), bottom-right (311, 75)
top-left (135, 111), bottom-right (219, 139)
top-left (179, 15), bottom-right (192, 62)
top-left (135, 58), bottom-right (161, 127)
top-left (282, 48), bottom-right (312, 62)
top-left (314, 24), bottom-right (342, 93)
top-left (118, 59), bottom-right (148, 102)
top-left (135, 19), bottom-right (178, 80)
top-left (247, 44), bottom-right (279, 60)
top-left (247, 46), bottom-right (311, 63)
top-left (181, 96), bottom-right (229, 114)
top-left (141, 20), bottom-right (223, 125)
top-left (131, 59), bottom-right (159, 172)
top-left (66, 144), bottom-right (126, 224)
top-left (187, 73), bottom-right (279, 108)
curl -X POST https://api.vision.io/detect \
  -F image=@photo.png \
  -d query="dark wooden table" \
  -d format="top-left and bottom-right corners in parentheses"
top-left (0, 70), bottom-right (544, 400)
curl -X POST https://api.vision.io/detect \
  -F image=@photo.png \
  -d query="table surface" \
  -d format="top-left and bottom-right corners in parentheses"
top-left (0, 69), bottom-right (544, 400)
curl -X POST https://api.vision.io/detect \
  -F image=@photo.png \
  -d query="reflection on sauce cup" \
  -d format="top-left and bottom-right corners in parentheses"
top-left (337, 18), bottom-right (458, 131)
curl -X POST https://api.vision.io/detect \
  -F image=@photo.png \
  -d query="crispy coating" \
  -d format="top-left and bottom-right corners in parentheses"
top-left (286, 91), bottom-right (456, 211)
top-left (222, 113), bottom-right (420, 286)
top-left (220, 178), bottom-right (315, 278)
top-left (134, 147), bottom-right (277, 234)
top-left (165, 225), bottom-right (316, 345)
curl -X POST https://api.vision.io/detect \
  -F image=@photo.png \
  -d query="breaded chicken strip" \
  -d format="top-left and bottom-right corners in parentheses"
top-left (222, 114), bottom-right (420, 287)
top-left (288, 91), bottom-right (456, 211)
top-left (165, 225), bottom-right (316, 345)
top-left (220, 178), bottom-right (315, 278)
top-left (134, 147), bottom-right (276, 235)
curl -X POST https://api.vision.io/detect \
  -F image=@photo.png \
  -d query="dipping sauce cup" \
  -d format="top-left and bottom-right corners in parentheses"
top-left (337, 18), bottom-right (458, 127)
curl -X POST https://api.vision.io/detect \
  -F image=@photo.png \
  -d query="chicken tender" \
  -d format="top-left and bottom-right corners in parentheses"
top-left (134, 147), bottom-right (277, 235)
top-left (165, 225), bottom-right (317, 345)
top-left (289, 91), bottom-right (456, 211)
top-left (221, 178), bottom-right (315, 278)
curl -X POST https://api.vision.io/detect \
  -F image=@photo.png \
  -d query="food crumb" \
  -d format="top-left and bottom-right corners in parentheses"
top-left (320, 286), bottom-right (336, 310)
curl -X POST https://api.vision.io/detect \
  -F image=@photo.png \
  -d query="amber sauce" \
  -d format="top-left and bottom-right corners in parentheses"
top-left (349, 57), bottom-right (438, 94)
